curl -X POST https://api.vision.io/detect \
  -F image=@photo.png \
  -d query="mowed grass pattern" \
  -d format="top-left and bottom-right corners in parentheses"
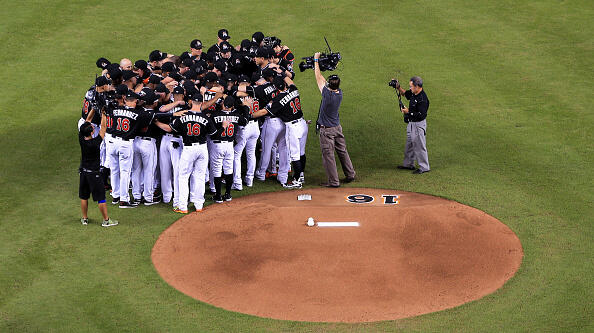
top-left (0, 1), bottom-right (592, 332)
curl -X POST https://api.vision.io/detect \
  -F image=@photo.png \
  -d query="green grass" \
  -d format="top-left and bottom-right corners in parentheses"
top-left (1, 0), bottom-right (592, 331)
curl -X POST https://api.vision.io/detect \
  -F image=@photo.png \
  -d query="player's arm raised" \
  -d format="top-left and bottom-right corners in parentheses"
top-left (313, 52), bottom-right (326, 94)
top-left (99, 111), bottom-right (107, 139)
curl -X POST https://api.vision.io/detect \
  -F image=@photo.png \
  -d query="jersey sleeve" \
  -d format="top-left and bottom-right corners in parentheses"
top-left (265, 100), bottom-right (280, 116)
top-left (170, 117), bottom-right (183, 133)
top-left (206, 118), bottom-right (217, 136)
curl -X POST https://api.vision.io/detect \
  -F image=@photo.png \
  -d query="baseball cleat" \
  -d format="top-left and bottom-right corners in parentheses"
top-left (144, 198), bottom-right (161, 206)
top-left (119, 201), bottom-right (136, 208)
top-left (173, 207), bottom-right (189, 214)
top-left (81, 217), bottom-right (89, 225)
top-left (397, 165), bottom-right (416, 170)
top-left (412, 169), bottom-right (430, 174)
top-left (283, 180), bottom-right (302, 189)
top-left (213, 194), bottom-right (224, 203)
top-left (111, 197), bottom-right (120, 205)
top-left (223, 193), bottom-right (232, 201)
top-left (101, 218), bottom-right (119, 227)
top-left (231, 184), bottom-right (243, 191)
top-left (131, 198), bottom-right (141, 207)
top-left (265, 172), bottom-right (278, 179)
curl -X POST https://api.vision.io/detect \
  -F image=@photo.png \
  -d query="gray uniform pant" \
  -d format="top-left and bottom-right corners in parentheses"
top-left (403, 119), bottom-right (430, 172)
top-left (319, 125), bottom-right (356, 186)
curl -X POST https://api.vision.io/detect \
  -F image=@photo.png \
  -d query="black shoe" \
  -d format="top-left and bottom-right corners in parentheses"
top-left (320, 182), bottom-right (340, 188)
top-left (111, 197), bottom-right (120, 205)
top-left (397, 165), bottom-right (416, 170)
top-left (213, 194), bottom-right (223, 203)
top-left (412, 169), bottom-right (430, 174)
top-left (119, 201), bottom-right (136, 208)
top-left (343, 177), bottom-right (355, 183)
top-left (223, 193), bottom-right (232, 202)
top-left (131, 198), bottom-right (141, 207)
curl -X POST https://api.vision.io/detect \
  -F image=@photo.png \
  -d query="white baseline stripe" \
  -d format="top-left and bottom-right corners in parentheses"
top-left (316, 222), bottom-right (360, 227)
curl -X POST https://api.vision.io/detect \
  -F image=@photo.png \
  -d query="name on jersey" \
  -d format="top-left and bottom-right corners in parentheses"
top-left (264, 85), bottom-right (275, 95)
top-left (181, 114), bottom-right (208, 125)
top-left (279, 90), bottom-right (299, 106)
top-left (112, 109), bottom-right (138, 120)
top-left (214, 115), bottom-right (239, 123)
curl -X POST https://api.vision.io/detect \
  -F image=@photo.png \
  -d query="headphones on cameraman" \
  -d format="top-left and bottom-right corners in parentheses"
top-left (328, 74), bottom-right (340, 81)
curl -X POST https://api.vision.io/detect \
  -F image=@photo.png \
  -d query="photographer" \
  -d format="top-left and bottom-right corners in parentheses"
top-left (394, 76), bottom-right (430, 174)
top-left (313, 52), bottom-right (356, 187)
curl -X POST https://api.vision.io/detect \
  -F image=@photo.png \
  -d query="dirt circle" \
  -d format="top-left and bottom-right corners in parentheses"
top-left (152, 188), bottom-right (523, 322)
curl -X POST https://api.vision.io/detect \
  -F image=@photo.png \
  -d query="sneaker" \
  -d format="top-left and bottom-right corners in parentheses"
top-left (119, 201), bottom-right (136, 208)
top-left (101, 218), bottom-right (119, 227)
top-left (223, 193), bottom-right (232, 201)
top-left (173, 207), bottom-right (188, 214)
top-left (131, 198), bottom-right (141, 207)
top-left (231, 183), bottom-right (243, 191)
top-left (244, 178), bottom-right (253, 187)
top-left (298, 174), bottom-right (305, 184)
top-left (81, 217), bottom-right (88, 225)
top-left (213, 194), bottom-right (224, 203)
top-left (283, 180), bottom-right (302, 189)
top-left (111, 197), bottom-right (120, 205)
top-left (265, 172), bottom-right (277, 179)
top-left (144, 198), bottom-right (161, 206)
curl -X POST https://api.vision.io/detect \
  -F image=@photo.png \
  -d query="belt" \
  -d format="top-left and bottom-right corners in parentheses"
top-left (211, 140), bottom-right (232, 144)
top-left (318, 124), bottom-right (336, 129)
top-left (113, 135), bottom-right (131, 141)
top-left (80, 167), bottom-right (99, 173)
top-left (287, 119), bottom-right (301, 124)
top-left (136, 136), bottom-right (155, 141)
top-left (164, 133), bottom-right (181, 138)
top-left (248, 119), bottom-right (258, 123)
top-left (184, 142), bottom-right (206, 147)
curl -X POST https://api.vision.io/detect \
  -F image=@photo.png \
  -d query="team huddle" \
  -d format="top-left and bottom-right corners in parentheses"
top-left (78, 29), bottom-right (308, 215)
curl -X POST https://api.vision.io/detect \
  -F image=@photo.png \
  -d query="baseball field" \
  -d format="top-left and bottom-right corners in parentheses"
top-left (1, 0), bottom-right (592, 331)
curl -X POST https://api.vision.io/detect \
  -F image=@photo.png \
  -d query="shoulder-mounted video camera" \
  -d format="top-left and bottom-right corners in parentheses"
top-left (299, 37), bottom-right (341, 72)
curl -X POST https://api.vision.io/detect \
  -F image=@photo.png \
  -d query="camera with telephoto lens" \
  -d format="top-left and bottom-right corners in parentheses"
top-left (299, 37), bottom-right (341, 72)
top-left (388, 79), bottom-right (400, 89)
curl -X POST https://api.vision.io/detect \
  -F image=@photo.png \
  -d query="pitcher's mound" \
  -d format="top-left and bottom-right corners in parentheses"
top-left (152, 188), bottom-right (522, 322)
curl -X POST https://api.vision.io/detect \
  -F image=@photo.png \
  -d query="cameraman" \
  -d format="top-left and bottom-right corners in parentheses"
top-left (313, 52), bottom-right (356, 187)
top-left (395, 76), bottom-right (430, 174)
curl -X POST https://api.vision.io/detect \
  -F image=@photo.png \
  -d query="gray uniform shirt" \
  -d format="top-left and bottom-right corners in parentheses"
top-left (318, 86), bottom-right (342, 127)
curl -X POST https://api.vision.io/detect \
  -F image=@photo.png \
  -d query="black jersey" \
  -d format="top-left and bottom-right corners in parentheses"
top-left (265, 84), bottom-right (303, 122)
top-left (170, 111), bottom-right (217, 145)
top-left (203, 88), bottom-right (223, 112)
top-left (81, 86), bottom-right (101, 125)
top-left (79, 132), bottom-right (102, 171)
top-left (277, 49), bottom-right (295, 73)
top-left (246, 82), bottom-right (277, 106)
top-left (209, 109), bottom-right (247, 142)
top-left (137, 107), bottom-right (160, 139)
top-left (110, 105), bottom-right (153, 140)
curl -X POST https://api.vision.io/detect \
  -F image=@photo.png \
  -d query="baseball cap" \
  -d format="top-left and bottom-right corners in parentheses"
top-left (223, 73), bottom-right (238, 83)
top-left (149, 50), bottom-right (167, 62)
top-left (205, 71), bottom-right (219, 83)
top-left (181, 57), bottom-right (194, 68)
top-left (169, 72), bottom-right (183, 82)
top-left (155, 83), bottom-right (168, 94)
top-left (238, 74), bottom-right (250, 83)
top-left (252, 31), bottom-right (264, 44)
top-left (95, 75), bottom-right (111, 87)
top-left (107, 63), bottom-right (122, 80)
top-left (190, 39), bottom-right (203, 49)
top-left (272, 76), bottom-right (286, 90)
top-left (139, 88), bottom-right (158, 104)
top-left (218, 29), bottom-right (230, 40)
top-left (214, 60), bottom-right (227, 73)
top-left (240, 39), bottom-right (252, 52)
top-left (250, 72), bottom-right (262, 83)
top-left (223, 95), bottom-right (235, 108)
top-left (148, 74), bottom-right (162, 84)
top-left (220, 41), bottom-right (233, 53)
top-left (125, 90), bottom-right (140, 99)
top-left (115, 84), bottom-right (128, 97)
top-left (121, 70), bottom-right (137, 81)
top-left (134, 59), bottom-right (148, 71)
top-left (173, 85), bottom-right (185, 96)
top-left (191, 92), bottom-right (203, 102)
top-left (184, 69), bottom-right (198, 80)
top-left (255, 47), bottom-right (273, 58)
top-left (179, 51), bottom-right (191, 61)
top-left (262, 68), bottom-right (276, 79)
top-left (161, 61), bottom-right (177, 73)
top-left (96, 57), bottom-right (111, 70)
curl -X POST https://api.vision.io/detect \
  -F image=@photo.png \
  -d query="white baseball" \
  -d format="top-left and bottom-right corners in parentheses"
top-left (307, 217), bottom-right (315, 227)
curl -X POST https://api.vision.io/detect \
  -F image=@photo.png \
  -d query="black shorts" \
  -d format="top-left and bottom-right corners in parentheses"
top-left (79, 170), bottom-right (106, 202)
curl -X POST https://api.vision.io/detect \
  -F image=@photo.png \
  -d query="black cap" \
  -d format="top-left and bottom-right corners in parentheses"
top-left (191, 92), bottom-right (203, 102)
top-left (155, 83), bottom-right (168, 94)
top-left (183, 81), bottom-right (198, 96)
top-left (238, 74), bottom-right (250, 83)
top-left (220, 41), bottom-right (233, 53)
top-left (107, 63), bottom-right (122, 80)
top-left (223, 95), bottom-right (235, 108)
top-left (252, 31), bottom-right (264, 44)
top-left (95, 75), bottom-right (111, 87)
top-left (240, 39), bottom-right (252, 52)
top-left (214, 60), bottom-right (227, 73)
top-left (125, 90), bottom-right (140, 99)
top-left (255, 47), bottom-right (273, 58)
top-left (121, 70), bottom-right (137, 81)
top-left (148, 74), bottom-right (162, 84)
top-left (272, 76), bottom-right (286, 90)
top-left (184, 69), bottom-right (198, 80)
top-left (224, 73), bottom-right (238, 82)
top-left (179, 51), bottom-right (191, 61)
top-left (96, 57), bottom-right (111, 70)
top-left (205, 71), bottom-right (219, 83)
top-left (139, 88), bottom-right (158, 104)
top-left (115, 84), bottom-right (128, 97)
top-left (173, 85), bottom-right (185, 95)
top-left (161, 62), bottom-right (177, 73)
top-left (181, 57), bottom-right (194, 68)
top-left (262, 68), bottom-right (276, 79)
top-left (218, 29), bottom-right (230, 40)
top-left (250, 72), bottom-right (262, 83)
top-left (134, 59), bottom-right (148, 71)
top-left (149, 50), bottom-right (167, 62)
top-left (169, 72), bottom-right (183, 82)
top-left (190, 39), bottom-right (203, 49)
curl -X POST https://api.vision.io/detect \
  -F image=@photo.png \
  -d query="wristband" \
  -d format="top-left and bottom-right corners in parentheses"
top-left (314, 59), bottom-right (319, 62)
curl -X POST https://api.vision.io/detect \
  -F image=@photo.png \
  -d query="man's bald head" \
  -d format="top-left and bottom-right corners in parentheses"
top-left (120, 58), bottom-right (133, 70)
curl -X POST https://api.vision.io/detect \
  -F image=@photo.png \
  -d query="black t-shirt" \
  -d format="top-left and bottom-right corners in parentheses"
top-left (79, 132), bottom-right (102, 171)
top-left (404, 89), bottom-right (429, 122)
top-left (265, 84), bottom-right (303, 122)
top-left (209, 109), bottom-right (247, 142)
top-left (110, 105), bottom-right (153, 140)
top-left (318, 86), bottom-right (342, 127)
top-left (170, 111), bottom-right (217, 145)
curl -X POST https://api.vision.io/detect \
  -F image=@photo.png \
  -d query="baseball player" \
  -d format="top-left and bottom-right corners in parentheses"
top-left (108, 90), bottom-right (154, 208)
top-left (154, 92), bottom-right (217, 213)
top-left (209, 96), bottom-right (247, 202)
top-left (250, 76), bottom-right (307, 189)
top-left (232, 76), bottom-right (260, 189)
